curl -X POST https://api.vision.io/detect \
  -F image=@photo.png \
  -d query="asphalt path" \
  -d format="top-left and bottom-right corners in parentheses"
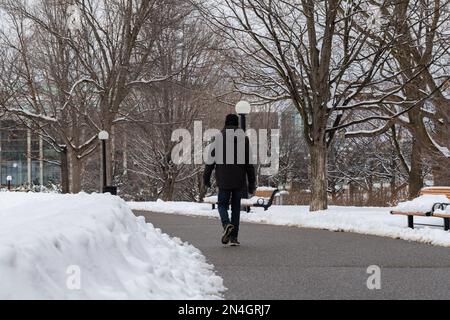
top-left (134, 210), bottom-right (450, 300)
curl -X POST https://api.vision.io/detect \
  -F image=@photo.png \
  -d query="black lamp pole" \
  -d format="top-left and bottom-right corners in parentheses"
top-left (98, 131), bottom-right (109, 193)
top-left (240, 114), bottom-right (246, 131)
top-left (235, 101), bottom-right (251, 203)
top-left (235, 101), bottom-right (250, 132)
top-left (7, 176), bottom-right (11, 191)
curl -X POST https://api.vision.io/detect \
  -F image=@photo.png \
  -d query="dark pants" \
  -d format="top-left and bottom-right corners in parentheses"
top-left (217, 188), bottom-right (243, 238)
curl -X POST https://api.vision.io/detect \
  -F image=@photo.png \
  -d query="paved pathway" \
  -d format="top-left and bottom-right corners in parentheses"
top-left (135, 211), bottom-right (450, 299)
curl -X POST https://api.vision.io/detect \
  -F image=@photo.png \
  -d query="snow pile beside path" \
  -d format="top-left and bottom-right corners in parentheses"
top-left (128, 201), bottom-right (450, 248)
top-left (392, 195), bottom-right (450, 213)
top-left (0, 193), bottom-right (224, 300)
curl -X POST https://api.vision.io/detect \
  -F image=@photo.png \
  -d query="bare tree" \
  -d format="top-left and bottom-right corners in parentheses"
top-left (196, 0), bottom-right (412, 210)
top-left (0, 0), bottom-right (190, 192)
top-left (125, 15), bottom-right (229, 201)
top-left (345, 0), bottom-right (450, 198)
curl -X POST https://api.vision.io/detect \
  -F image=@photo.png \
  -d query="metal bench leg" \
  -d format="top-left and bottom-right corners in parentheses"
top-left (444, 218), bottom-right (450, 231)
top-left (408, 215), bottom-right (414, 229)
top-left (212, 204), bottom-right (215, 210)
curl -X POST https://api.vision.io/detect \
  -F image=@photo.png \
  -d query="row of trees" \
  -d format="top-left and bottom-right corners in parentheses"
top-left (0, 0), bottom-right (228, 196)
top-left (0, 0), bottom-right (449, 211)
top-left (195, 0), bottom-right (450, 210)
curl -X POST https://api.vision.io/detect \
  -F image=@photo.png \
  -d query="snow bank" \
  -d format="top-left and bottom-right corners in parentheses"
top-left (0, 193), bottom-right (224, 299)
top-left (392, 195), bottom-right (450, 213)
top-left (128, 201), bottom-right (450, 248)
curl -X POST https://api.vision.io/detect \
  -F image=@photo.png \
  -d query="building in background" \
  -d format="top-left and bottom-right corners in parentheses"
top-left (246, 103), bottom-right (309, 191)
top-left (0, 120), bottom-right (60, 187)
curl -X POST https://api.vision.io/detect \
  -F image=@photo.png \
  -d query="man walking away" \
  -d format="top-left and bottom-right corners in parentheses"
top-left (203, 114), bottom-right (256, 246)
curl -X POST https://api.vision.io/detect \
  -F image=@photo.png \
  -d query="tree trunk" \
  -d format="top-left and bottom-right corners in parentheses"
top-left (349, 182), bottom-right (355, 205)
top-left (197, 171), bottom-right (206, 202)
top-left (432, 158), bottom-right (450, 186)
top-left (70, 149), bottom-right (82, 193)
top-left (368, 176), bottom-right (374, 205)
top-left (110, 125), bottom-right (115, 184)
top-left (309, 143), bottom-right (328, 211)
top-left (103, 123), bottom-right (114, 187)
top-left (408, 139), bottom-right (423, 199)
top-left (60, 147), bottom-right (70, 194)
top-left (432, 117), bottom-right (450, 185)
top-left (331, 188), bottom-right (337, 204)
top-left (161, 177), bottom-right (175, 201)
top-left (427, 76), bottom-right (450, 186)
top-left (123, 131), bottom-right (128, 176)
top-left (390, 153), bottom-right (397, 203)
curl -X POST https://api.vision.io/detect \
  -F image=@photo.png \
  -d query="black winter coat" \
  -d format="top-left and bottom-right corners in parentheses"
top-left (203, 125), bottom-right (256, 192)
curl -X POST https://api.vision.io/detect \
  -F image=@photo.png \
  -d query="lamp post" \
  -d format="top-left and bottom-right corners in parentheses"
top-left (235, 101), bottom-right (251, 202)
top-left (6, 175), bottom-right (12, 191)
top-left (235, 100), bottom-right (251, 131)
top-left (98, 130), bottom-right (109, 193)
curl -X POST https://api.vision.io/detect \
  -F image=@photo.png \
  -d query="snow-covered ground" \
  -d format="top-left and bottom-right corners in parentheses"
top-left (0, 193), bottom-right (225, 299)
top-left (128, 199), bottom-right (450, 248)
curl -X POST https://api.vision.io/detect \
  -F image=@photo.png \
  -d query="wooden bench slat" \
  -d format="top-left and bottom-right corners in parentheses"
top-left (391, 211), bottom-right (429, 217)
top-left (420, 187), bottom-right (450, 199)
top-left (432, 213), bottom-right (450, 218)
top-left (255, 191), bottom-right (275, 198)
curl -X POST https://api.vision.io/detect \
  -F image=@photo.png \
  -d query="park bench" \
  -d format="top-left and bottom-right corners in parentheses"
top-left (390, 187), bottom-right (450, 231)
top-left (204, 187), bottom-right (279, 212)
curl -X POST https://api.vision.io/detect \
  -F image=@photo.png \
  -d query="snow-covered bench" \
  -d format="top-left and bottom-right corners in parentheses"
top-left (391, 187), bottom-right (450, 231)
top-left (204, 187), bottom-right (279, 212)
